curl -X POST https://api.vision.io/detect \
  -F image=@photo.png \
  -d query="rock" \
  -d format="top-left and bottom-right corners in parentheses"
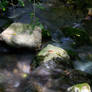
top-left (0, 23), bottom-right (42, 49)
top-left (38, 44), bottom-right (69, 62)
top-left (61, 26), bottom-right (90, 46)
top-left (88, 8), bottom-right (92, 16)
top-left (32, 44), bottom-right (70, 68)
top-left (67, 83), bottom-right (91, 92)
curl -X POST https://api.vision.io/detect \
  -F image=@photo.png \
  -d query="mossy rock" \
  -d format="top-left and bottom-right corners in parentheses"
top-left (32, 44), bottom-right (70, 68)
top-left (61, 27), bottom-right (90, 46)
top-left (67, 83), bottom-right (91, 92)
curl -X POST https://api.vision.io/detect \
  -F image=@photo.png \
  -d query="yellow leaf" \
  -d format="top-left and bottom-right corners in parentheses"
top-left (22, 73), bottom-right (28, 78)
top-left (12, 33), bottom-right (16, 35)
top-left (8, 37), bottom-right (11, 39)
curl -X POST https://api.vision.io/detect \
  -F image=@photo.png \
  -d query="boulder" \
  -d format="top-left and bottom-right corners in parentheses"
top-left (67, 83), bottom-right (91, 92)
top-left (38, 44), bottom-right (69, 62)
top-left (0, 23), bottom-right (42, 49)
top-left (32, 44), bottom-right (70, 68)
top-left (23, 64), bottom-right (92, 92)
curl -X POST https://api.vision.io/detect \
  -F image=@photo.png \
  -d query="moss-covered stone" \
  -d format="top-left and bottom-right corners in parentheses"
top-left (61, 27), bottom-right (90, 46)
top-left (38, 44), bottom-right (69, 62)
top-left (32, 44), bottom-right (70, 68)
top-left (67, 83), bottom-right (91, 92)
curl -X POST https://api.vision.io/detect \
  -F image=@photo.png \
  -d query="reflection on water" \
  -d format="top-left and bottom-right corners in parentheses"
top-left (0, 52), bottom-right (35, 91)
top-left (0, 53), bottom-right (34, 72)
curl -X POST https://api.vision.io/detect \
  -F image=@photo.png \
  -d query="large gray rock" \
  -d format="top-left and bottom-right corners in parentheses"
top-left (0, 23), bottom-right (42, 49)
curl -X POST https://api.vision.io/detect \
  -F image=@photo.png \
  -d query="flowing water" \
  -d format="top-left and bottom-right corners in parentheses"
top-left (0, 1), bottom-right (92, 91)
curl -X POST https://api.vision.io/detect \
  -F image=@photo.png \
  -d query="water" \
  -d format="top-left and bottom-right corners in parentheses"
top-left (74, 60), bottom-right (92, 74)
top-left (0, 1), bottom-right (91, 91)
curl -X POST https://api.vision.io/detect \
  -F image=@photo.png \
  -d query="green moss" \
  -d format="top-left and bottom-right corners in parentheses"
top-left (62, 27), bottom-right (90, 46)
top-left (70, 83), bottom-right (91, 92)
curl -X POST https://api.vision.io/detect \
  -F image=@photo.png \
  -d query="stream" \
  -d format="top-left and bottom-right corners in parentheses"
top-left (0, 1), bottom-right (92, 92)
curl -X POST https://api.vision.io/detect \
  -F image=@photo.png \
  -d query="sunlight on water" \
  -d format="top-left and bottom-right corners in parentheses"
top-left (13, 81), bottom-right (20, 88)
top-left (74, 60), bottom-right (92, 74)
top-left (17, 62), bottom-right (31, 74)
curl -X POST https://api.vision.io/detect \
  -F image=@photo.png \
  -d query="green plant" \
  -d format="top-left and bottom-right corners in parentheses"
top-left (29, 0), bottom-right (45, 29)
top-left (30, 12), bottom-right (51, 39)
top-left (18, 0), bottom-right (25, 7)
top-left (62, 26), bottom-right (90, 46)
top-left (18, 0), bottom-right (33, 7)
top-left (35, 2), bottom-right (45, 10)
top-left (30, 12), bottom-right (43, 29)
top-left (0, 0), bottom-right (8, 11)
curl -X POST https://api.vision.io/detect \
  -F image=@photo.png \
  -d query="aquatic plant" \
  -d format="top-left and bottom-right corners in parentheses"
top-left (62, 26), bottom-right (90, 46)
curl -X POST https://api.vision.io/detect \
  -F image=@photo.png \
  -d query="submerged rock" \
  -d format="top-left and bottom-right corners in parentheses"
top-left (0, 23), bottom-right (42, 49)
top-left (67, 83), bottom-right (91, 92)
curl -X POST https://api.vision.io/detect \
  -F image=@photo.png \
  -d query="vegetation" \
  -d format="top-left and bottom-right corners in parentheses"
top-left (62, 26), bottom-right (90, 46)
